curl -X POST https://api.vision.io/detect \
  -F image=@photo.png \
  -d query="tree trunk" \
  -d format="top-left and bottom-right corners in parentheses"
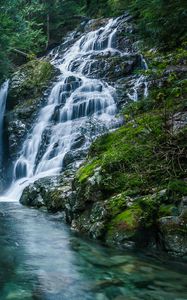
top-left (12, 48), bottom-right (29, 58)
top-left (46, 13), bottom-right (50, 50)
top-left (86, 0), bottom-right (91, 9)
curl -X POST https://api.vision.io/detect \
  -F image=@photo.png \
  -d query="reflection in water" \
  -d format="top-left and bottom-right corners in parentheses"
top-left (0, 203), bottom-right (187, 300)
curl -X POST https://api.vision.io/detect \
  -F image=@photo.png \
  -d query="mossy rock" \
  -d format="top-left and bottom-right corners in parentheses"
top-left (106, 204), bottom-right (142, 247)
top-left (107, 193), bottom-right (128, 217)
top-left (158, 204), bottom-right (179, 218)
top-left (7, 59), bottom-right (56, 110)
top-left (159, 216), bottom-right (187, 256)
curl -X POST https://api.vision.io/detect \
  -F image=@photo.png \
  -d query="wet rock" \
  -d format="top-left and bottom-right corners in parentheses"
top-left (35, 127), bottom-right (52, 165)
top-left (20, 175), bottom-right (75, 214)
top-left (168, 111), bottom-right (187, 132)
top-left (70, 135), bottom-right (86, 150)
top-left (5, 60), bottom-right (57, 160)
top-left (20, 182), bottom-right (45, 208)
top-left (63, 149), bottom-right (87, 169)
top-left (85, 54), bottom-right (141, 80)
top-left (159, 215), bottom-right (187, 257)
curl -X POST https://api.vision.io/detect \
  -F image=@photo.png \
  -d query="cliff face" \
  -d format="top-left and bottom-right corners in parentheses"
top-left (1, 60), bottom-right (57, 189)
top-left (5, 14), bottom-right (187, 258)
top-left (5, 60), bottom-right (57, 160)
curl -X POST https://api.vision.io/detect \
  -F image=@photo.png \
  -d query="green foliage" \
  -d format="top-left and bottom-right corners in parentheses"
top-left (167, 180), bottom-right (187, 197)
top-left (77, 159), bottom-right (100, 182)
top-left (1, 0), bottom-right (186, 82)
top-left (0, 0), bottom-right (86, 83)
top-left (129, 0), bottom-right (187, 49)
top-left (77, 67), bottom-right (187, 200)
top-left (86, 0), bottom-right (187, 50)
top-left (0, 0), bottom-right (45, 82)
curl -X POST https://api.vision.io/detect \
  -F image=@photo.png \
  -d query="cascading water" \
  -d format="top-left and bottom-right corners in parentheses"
top-left (0, 80), bottom-right (9, 168)
top-left (1, 19), bottom-right (122, 201)
top-left (0, 17), bottom-right (148, 201)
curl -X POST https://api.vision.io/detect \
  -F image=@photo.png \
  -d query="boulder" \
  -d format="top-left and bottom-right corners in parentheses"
top-left (159, 215), bottom-right (187, 257)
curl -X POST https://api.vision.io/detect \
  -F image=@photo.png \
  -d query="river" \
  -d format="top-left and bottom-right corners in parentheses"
top-left (0, 202), bottom-right (187, 300)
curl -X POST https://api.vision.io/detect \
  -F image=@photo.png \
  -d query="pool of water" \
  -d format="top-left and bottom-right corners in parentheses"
top-left (0, 202), bottom-right (187, 300)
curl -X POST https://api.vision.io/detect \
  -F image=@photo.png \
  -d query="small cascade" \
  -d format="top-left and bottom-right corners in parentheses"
top-left (0, 80), bottom-right (9, 167)
top-left (0, 16), bottom-right (148, 201)
top-left (127, 55), bottom-right (148, 101)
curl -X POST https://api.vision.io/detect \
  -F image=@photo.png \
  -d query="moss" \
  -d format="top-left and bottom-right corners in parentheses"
top-left (18, 60), bottom-right (54, 96)
top-left (76, 159), bottom-right (100, 183)
top-left (113, 206), bottom-right (142, 229)
top-left (137, 196), bottom-right (158, 227)
top-left (108, 193), bottom-right (127, 217)
top-left (167, 180), bottom-right (187, 197)
top-left (8, 59), bottom-right (56, 109)
top-left (71, 43), bottom-right (187, 250)
top-left (106, 205), bottom-right (142, 243)
top-left (159, 204), bottom-right (178, 217)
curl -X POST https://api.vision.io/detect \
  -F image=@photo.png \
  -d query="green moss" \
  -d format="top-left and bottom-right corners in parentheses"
top-left (168, 180), bottom-right (187, 197)
top-left (73, 43), bottom-right (187, 247)
top-left (114, 206), bottom-right (142, 229)
top-left (106, 205), bottom-right (142, 242)
top-left (159, 204), bottom-right (178, 217)
top-left (108, 193), bottom-right (127, 217)
top-left (76, 159), bottom-right (100, 183)
top-left (9, 59), bottom-right (55, 109)
top-left (19, 60), bottom-right (54, 95)
top-left (137, 196), bottom-right (158, 227)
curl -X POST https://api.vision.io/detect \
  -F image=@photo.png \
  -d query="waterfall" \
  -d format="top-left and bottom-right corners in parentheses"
top-left (0, 17), bottom-right (148, 202)
top-left (0, 80), bottom-right (9, 167)
top-left (1, 18), bottom-right (122, 201)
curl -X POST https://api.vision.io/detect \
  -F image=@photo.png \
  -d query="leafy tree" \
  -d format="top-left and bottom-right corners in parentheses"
top-left (0, 0), bottom-right (85, 83)
top-left (0, 0), bottom-right (46, 82)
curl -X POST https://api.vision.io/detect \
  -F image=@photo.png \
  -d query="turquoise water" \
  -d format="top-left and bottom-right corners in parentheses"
top-left (0, 202), bottom-right (187, 300)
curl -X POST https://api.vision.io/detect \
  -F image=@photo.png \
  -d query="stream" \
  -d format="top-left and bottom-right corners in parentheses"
top-left (0, 202), bottom-right (187, 300)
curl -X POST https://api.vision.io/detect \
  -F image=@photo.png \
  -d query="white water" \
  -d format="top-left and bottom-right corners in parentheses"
top-left (0, 17), bottom-right (148, 202)
top-left (0, 19), bottom-right (121, 201)
top-left (0, 80), bottom-right (9, 167)
top-left (127, 55), bottom-right (148, 101)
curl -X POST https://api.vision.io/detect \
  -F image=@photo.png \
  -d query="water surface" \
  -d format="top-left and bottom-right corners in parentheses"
top-left (0, 202), bottom-right (187, 300)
